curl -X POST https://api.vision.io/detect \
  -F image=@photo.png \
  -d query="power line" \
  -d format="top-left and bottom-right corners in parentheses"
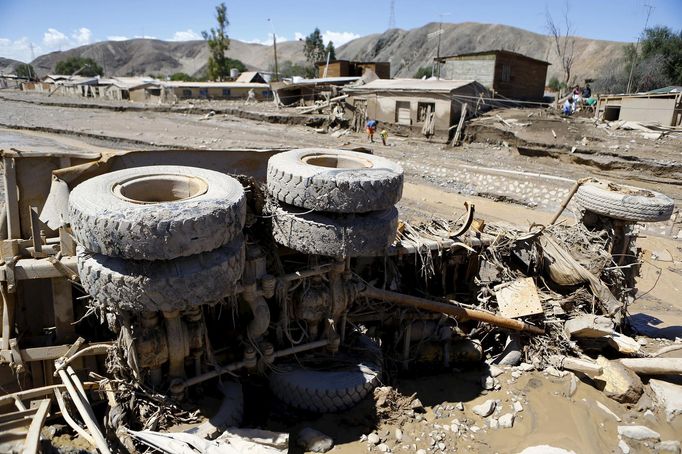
top-left (625, 3), bottom-right (654, 94)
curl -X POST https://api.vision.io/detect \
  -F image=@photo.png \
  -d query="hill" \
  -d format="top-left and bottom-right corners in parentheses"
top-left (26, 22), bottom-right (628, 83)
top-left (0, 57), bottom-right (24, 74)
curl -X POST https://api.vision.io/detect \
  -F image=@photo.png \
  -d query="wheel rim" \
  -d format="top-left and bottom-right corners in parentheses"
top-left (301, 153), bottom-right (374, 169)
top-left (112, 174), bottom-right (209, 204)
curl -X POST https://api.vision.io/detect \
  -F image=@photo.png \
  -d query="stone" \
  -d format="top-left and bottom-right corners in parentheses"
top-left (469, 425), bottom-right (481, 433)
top-left (489, 365), bottom-right (505, 377)
top-left (513, 401), bottom-right (524, 413)
top-left (410, 398), bottom-right (425, 413)
top-left (498, 413), bottom-right (515, 429)
top-left (617, 425), bottom-right (661, 442)
top-left (595, 401), bottom-right (621, 422)
top-left (517, 362), bottom-right (534, 372)
top-left (438, 442), bottom-right (446, 451)
top-left (564, 314), bottom-right (614, 338)
top-left (518, 447), bottom-right (576, 454)
top-left (649, 379), bottom-right (682, 422)
top-left (377, 443), bottom-right (391, 453)
top-left (511, 370), bottom-right (522, 379)
top-left (297, 428), bottom-right (334, 453)
top-left (488, 417), bottom-right (499, 429)
top-left (656, 440), bottom-right (681, 454)
top-left (417, 450), bottom-right (426, 454)
top-left (564, 373), bottom-right (578, 397)
top-left (472, 399), bottom-right (497, 417)
top-left (545, 366), bottom-right (567, 378)
top-left (594, 356), bottom-right (644, 404)
top-left (456, 402), bottom-right (464, 411)
top-left (618, 439), bottom-right (631, 454)
top-left (482, 375), bottom-right (495, 390)
top-left (367, 433), bottom-right (380, 445)
top-left (394, 428), bottom-right (403, 443)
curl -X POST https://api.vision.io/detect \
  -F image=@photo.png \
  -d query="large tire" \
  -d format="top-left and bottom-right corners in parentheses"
top-left (269, 334), bottom-right (383, 413)
top-left (77, 237), bottom-right (244, 312)
top-left (69, 166), bottom-right (246, 260)
top-left (575, 179), bottom-right (674, 223)
top-left (269, 203), bottom-right (398, 257)
top-left (267, 148), bottom-right (403, 213)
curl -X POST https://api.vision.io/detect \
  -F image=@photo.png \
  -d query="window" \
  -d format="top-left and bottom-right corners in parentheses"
top-left (501, 64), bottom-right (511, 82)
top-left (222, 88), bottom-right (231, 97)
top-left (417, 102), bottom-right (435, 123)
top-left (182, 89), bottom-right (192, 98)
top-left (199, 88), bottom-right (209, 98)
top-left (262, 90), bottom-right (272, 97)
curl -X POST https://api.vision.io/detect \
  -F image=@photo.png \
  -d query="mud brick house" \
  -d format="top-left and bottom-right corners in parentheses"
top-left (436, 50), bottom-right (550, 101)
top-left (316, 60), bottom-right (391, 79)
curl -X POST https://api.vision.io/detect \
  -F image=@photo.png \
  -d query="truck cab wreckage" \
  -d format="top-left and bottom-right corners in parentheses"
top-left (0, 145), bottom-right (675, 453)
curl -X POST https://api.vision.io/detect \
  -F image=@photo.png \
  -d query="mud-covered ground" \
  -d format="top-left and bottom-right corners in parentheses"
top-left (1, 91), bottom-right (681, 453)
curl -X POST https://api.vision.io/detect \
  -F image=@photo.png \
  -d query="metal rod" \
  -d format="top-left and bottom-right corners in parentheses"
top-left (54, 388), bottom-right (96, 446)
top-left (549, 179), bottom-right (582, 225)
top-left (361, 285), bottom-right (544, 335)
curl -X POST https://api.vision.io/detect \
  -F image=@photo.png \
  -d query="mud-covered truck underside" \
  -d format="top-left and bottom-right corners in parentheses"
top-left (0, 146), bottom-right (674, 453)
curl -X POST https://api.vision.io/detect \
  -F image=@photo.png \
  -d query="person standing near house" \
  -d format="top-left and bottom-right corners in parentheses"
top-left (366, 119), bottom-right (377, 142)
top-left (380, 129), bottom-right (389, 146)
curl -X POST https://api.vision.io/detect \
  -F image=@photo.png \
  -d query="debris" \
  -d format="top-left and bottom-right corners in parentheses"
top-left (498, 413), bottom-right (515, 429)
top-left (367, 433), bottom-right (381, 445)
top-left (377, 442), bottom-right (391, 452)
top-left (655, 441), bottom-right (681, 454)
top-left (494, 277), bottom-right (543, 318)
top-left (472, 400), bottom-right (497, 417)
top-left (513, 401), bottom-right (524, 413)
top-left (564, 315), bottom-right (614, 338)
top-left (488, 364), bottom-right (505, 378)
top-left (456, 402), bottom-right (464, 411)
top-left (297, 428), bottom-right (334, 453)
top-left (594, 356), bottom-right (644, 404)
top-left (394, 428), bottom-right (403, 443)
top-left (518, 446), bottom-right (576, 454)
top-left (617, 425), bottom-right (660, 442)
top-left (648, 379), bottom-right (682, 422)
top-left (618, 439), bottom-right (631, 454)
top-left (566, 373), bottom-right (579, 397)
top-left (617, 358), bottom-right (682, 376)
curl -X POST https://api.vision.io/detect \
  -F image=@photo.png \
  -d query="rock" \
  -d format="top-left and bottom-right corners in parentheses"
top-left (377, 442), bottom-right (390, 452)
top-left (297, 428), bottom-right (334, 453)
top-left (617, 425), bottom-right (660, 442)
top-left (618, 439), bottom-right (631, 454)
top-left (517, 362), bottom-right (534, 372)
top-left (498, 413), bottom-right (515, 429)
top-left (656, 440), bottom-right (681, 454)
top-left (469, 425), bottom-right (481, 433)
top-left (488, 417), bottom-right (499, 429)
top-left (649, 379), bottom-right (682, 422)
top-left (489, 365), bottom-right (505, 377)
top-left (472, 399), bottom-right (497, 417)
top-left (606, 333), bottom-right (641, 354)
top-left (594, 356), bottom-right (643, 404)
top-left (511, 370), bottom-right (522, 379)
top-left (482, 375), bottom-right (495, 390)
top-left (417, 450), bottom-right (426, 454)
top-left (518, 447), bottom-right (576, 454)
top-left (513, 401), bottom-right (524, 413)
top-left (410, 398), bottom-right (425, 413)
top-left (438, 442), bottom-right (446, 451)
top-left (595, 401), bottom-right (621, 422)
top-left (456, 402), bottom-right (464, 411)
top-left (367, 433), bottom-right (380, 445)
top-left (394, 428), bottom-right (403, 443)
top-left (545, 366), bottom-right (567, 378)
top-left (564, 314), bottom-right (614, 338)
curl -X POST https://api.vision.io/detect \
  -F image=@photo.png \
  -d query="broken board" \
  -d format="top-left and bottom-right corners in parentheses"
top-left (494, 277), bottom-right (543, 318)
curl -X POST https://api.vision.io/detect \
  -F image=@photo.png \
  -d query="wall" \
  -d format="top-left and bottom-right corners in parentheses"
top-left (620, 97), bottom-right (677, 126)
top-left (442, 57), bottom-right (495, 87)
top-left (365, 93), bottom-right (452, 132)
top-left (493, 53), bottom-right (548, 101)
top-left (318, 61), bottom-right (350, 78)
top-left (170, 86), bottom-right (272, 101)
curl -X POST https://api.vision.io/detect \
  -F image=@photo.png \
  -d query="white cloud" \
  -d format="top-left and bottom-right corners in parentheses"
top-left (42, 28), bottom-right (69, 49)
top-left (107, 35), bottom-right (129, 41)
top-left (73, 27), bottom-right (92, 46)
top-left (244, 33), bottom-right (288, 45)
top-left (294, 32), bottom-right (305, 41)
top-left (322, 31), bottom-right (360, 46)
top-left (0, 37), bottom-right (33, 62)
top-left (170, 29), bottom-right (201, 41)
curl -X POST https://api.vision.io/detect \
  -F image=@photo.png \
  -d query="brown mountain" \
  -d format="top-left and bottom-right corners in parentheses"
top-left (27, 22), bottom-right (629, 83)
top-left (0, 57), bottom-right (25, 74)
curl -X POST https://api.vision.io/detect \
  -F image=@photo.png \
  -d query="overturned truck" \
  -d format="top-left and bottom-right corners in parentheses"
top-left (0, 146), bottom-right (675, 452)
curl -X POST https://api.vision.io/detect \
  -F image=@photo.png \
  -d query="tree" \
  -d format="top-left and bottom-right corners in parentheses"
top-left (414, 66), bottom-right (433, 79)
top-left (225, 58), bottom-right (247, 73)
top-left (304, 28), bottom-right (325, 65)
top-left (325, 41), bottom-right (336, 61)
top-left (272, 60), bottom-right (309, 79)
top-left (640, 26), bottom-right (682, 84)
top-left (202, 2), bottom-right (231, 81)
top-left (170, 72), bottom-right (193, 81)
top-left (546, 3), bottom-right (576, 86)
top-left (15, 63), bottom-right (35, 80)
top-left (54, 57), bottom-right (103, 77)
top-left (547, 76), bottom-right (566, 92)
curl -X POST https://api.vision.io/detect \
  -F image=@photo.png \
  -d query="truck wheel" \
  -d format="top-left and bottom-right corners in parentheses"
top-left (69, 166), bottom-right (245, 260)
top-left (77, 237), bottom-right (244, 312)
top-left (269, 203), bottom-right (398, 257)
top-left (267, 148), bottom-right (403, 213)
top-left (575, 179), bottom-right (674, 223)
top-left (269, 333), bottom-right (383, 413)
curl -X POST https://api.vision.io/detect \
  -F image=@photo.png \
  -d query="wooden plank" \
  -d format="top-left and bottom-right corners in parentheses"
top-left (51, 278), bottom-right (75, 343)
top-left (2, 157), bottom-right (20, 240)
top-left (451, 103), bottom-right (468, 146)
top-left (29, 360), bottom-right (44, 388)
top-left (22, 398), bottom-right (50, 454)
top-left (28, 207), bottom-right (45, 258)
top-left (0, 408), bottom-right (38, 424)
top-left (58, 227), bottom-right (76, 257)
top-left (1, 284), bottom-right (15, 350)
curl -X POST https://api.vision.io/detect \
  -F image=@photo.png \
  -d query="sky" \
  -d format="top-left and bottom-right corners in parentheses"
top-left (1, 0), bottom-right (681, 63)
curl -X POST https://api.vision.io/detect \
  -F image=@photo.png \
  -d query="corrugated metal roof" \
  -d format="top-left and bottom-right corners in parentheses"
top-left (437, 50), bottom-right (550, 66)
top-left (346, 78), bottom-right (478, 93)
top-left (161, 81), bottom-right (270, 89)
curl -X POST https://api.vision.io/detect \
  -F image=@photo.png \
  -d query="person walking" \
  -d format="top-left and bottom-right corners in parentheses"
top-left (366, 119), bottom-right (377, 142)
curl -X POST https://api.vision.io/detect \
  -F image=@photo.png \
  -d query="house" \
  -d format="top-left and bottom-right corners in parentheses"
top-left (235, 71), bottom-right (268, 84)
top-left (596, 88), bottom-right (682, 126)
top-left (316, 60), bottom-right (391, 79)
top-left (436, 50), bottom-right (550, 101)
top-left (161, 81), bottom-right (272, 101)
top-left (344, 79), bottom-right (491, 136)
top-left (271, 76), bottom-right (360, 106)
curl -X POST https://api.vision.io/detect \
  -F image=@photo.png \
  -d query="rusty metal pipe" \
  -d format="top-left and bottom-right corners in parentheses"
top-left (361, 285), bottom-right (544, 335)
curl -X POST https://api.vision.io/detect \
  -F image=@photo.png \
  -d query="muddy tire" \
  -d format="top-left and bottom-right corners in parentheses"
top-left (69, 166), bottom-right (246, 260)
top-left (267, 148), bottom-right (403, 213)
top-left (575, 179), bottom-right (674, 223)
top-left (269, 334), bottom-right (383, 413)
top-left (269, 203), bottom-right (398, 257)
top-left (77, 237), bottom-right (244, 312)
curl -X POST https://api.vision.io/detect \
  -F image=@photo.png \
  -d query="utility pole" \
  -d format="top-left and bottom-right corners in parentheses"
top-left (29, 43), bottom-right (35, 80)
top-left (388, 0), bottom-right (396, 30)
top-left (268, 18), bottom-right (279, 81)
top-left (435, 13), bottom-right (450, 79)
top-left (625, 4), bottom-right (654, 94)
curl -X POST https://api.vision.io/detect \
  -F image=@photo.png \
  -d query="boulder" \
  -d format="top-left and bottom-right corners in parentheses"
top-left (594, 356), bottom-right (643, 403)
top-left (655, 440), bottom-right (681, 454)
top-left (649, 379), bottom-right (682, 422)
top-left (617, 425), bottom-right (660, 442)
top-left (297, 428), bottom-right (333, 453)
top-left (472, 399), bottom-right (497, 417)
